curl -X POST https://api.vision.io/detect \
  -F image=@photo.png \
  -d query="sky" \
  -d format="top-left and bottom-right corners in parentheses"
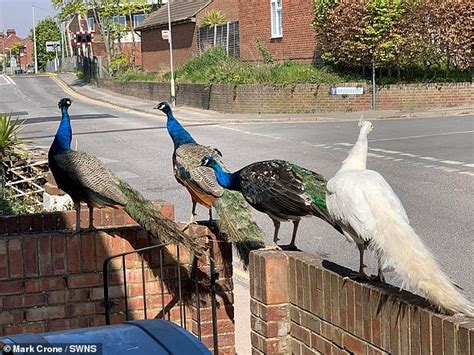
top-left (0, 0), bottom-right (57, 38)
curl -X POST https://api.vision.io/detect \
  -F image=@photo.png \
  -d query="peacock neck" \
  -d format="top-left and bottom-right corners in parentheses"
top-left (337, 129), bottom-right (368, 173)
top-left (211, 163), bottom-right (240, 190)
top-left (50, 107), bottom-right (72, 154)
top-left (166, 111), bottom-right (197, 150)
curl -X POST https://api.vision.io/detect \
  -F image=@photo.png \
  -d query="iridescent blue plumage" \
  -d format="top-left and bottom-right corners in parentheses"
top-left (159, 102), bottom-right (196, 150)
top-left (49, 100), bottom-right (72, 155)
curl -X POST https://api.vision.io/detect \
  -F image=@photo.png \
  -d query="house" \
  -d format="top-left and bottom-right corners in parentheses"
top-left (66, 9), bottom-right (149, 65)
top-left (238, 0), bottom-right (317, 63)
top-left (135, 0), bottom-right (239, 72)
top-left (0, 29), bottom-right (33, 72)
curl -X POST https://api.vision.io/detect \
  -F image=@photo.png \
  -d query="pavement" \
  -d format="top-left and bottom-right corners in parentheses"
top-left (2, 73), bottom-right (473, 354)
top-left (53, 72), bottom-right (474, 124)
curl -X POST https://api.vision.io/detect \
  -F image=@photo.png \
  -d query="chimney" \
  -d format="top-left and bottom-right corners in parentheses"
top-left (7, 29), bottom-right (16, 37)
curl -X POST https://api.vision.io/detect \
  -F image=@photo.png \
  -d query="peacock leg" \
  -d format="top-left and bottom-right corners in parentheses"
top-left (357, 243), bottom-right (370, 279)
top-left (208, 208), bottom-right (213, 223)
top-left (88, 206), bottom-right (95, 230)
top-left (182, 200), bottom-right (198, 232)
top-left (263, 219), bottom-right (282, 250)
top-left (288, 220), bottom-right (300, 250)
top-left (376, 255), bottom-right (385, 283)
top-left (74, 201), bottom-right (81, 232)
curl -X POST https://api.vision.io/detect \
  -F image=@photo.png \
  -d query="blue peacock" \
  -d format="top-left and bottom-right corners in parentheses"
top-left (48, 98), bottom-right (204, 256)
top-left (201, 156), bottom-right (343, 250)
top-left (155, 101), bottom-right (265, 266)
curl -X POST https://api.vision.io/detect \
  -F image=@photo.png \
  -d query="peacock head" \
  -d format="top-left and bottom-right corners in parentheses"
top-left (154, 101), bottom-right (171, 114)
top-left (358, 118), bottom-right (374, 134)
top-left (201, 155), bottom-right (220, 170)
top-left (58, 98), bottom-right (72, 110)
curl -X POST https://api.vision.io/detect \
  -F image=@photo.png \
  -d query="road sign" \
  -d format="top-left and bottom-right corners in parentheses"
top-left (330, 87), bottom-right (364, 95)
top-left (73, 31), bottom-right (94, 46)
top-left (161, 30), bottom-right (170, 40)
top-left (46, 41), bottom-right (61, 52)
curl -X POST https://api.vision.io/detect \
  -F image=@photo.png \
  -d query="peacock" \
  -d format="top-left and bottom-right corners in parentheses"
top-left (201, 155), bottom-right (342, 250)
top-left (326, 119), bottom-right (474, 316)
top-left (48, 98), bottom-right (205, 256)
top-left (154, 101), bottom-right (265, 266)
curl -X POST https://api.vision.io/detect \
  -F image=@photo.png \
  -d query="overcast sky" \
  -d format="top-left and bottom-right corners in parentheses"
top-left (0, 0), bottom-right (57, 38)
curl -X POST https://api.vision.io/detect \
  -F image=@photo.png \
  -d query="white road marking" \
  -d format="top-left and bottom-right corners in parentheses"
top-left (3, 74), bottom-right (16, 85)
top-left (392, 158), bottom-right (404, 161)
top-left (334, 143), bottom-right (352, 146)
top-left (399, 153), bottom-right (419, 158)
top-left (463, 164), bottom-right (474, 168)
top-left (368, 130), bottom-right (474, 142)
top-left (440, 160), bottom-right (464, 165)
top-left (420, 157), bottom-right (439, 161)
top-left (459, 171), bottom-right (474, 176)
top-left (367, 153), bottom-right (386, 158)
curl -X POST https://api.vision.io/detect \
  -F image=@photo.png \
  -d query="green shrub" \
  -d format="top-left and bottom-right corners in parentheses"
top-left (116, 69), bottom-right (159, 82)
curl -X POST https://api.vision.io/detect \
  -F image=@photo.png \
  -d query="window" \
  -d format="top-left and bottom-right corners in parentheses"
top-left (87, 17), bottom-right (95, 31)
top-left (112, 16), bottom-right (126, 26)
top-left (270, 0), bottom-right (282, 38)
top-left (133, 14), bottom-right (145, 27)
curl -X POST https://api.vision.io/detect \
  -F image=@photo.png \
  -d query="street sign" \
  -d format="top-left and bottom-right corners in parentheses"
top-left (330, 87), bottom-right (364, 95)
top-left (73, 31), bottom-right (94, 46)
top-left (46, 41), bottom-right (61, 52)
top-left (161, 30), bottom-right (170, 40)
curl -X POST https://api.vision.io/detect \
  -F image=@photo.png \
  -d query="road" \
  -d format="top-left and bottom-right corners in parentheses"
top-left (2, 75), bottom-right (473, 298)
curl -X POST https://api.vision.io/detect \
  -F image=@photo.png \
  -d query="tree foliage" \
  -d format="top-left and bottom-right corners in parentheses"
top-left (52, 0), bottom-right (157, 68)
top-left (30, 18), bottom-right (61, 70)
top-left (199, 10), bottom-right (227, 27)
top-left (314, 0), bottom-right (473, 80)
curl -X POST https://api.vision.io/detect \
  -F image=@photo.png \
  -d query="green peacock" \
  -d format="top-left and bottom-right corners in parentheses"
top-left (155, 102), bottom-right (265, 266)
top-left (201, 156), bottom-right (343, 250)
top-left (48, 98), bottom-right (205, 256)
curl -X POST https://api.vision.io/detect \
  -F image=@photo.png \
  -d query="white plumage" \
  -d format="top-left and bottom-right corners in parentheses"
top-left (326, 119), bottom-right (473, 316)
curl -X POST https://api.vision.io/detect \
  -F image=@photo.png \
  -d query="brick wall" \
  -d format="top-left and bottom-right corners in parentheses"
top-left (0, 205), bottom-right (235, 354)
top-left (249, 251), bottom-right (473, 354)
top-left (141, 22), bottom-right (198, 73)
top-left (196, 0), bottom-right (240, 23)
top-left (239, 0), bottom-right (316, 63)
top-left (98, 79), bottom-right (474, 113)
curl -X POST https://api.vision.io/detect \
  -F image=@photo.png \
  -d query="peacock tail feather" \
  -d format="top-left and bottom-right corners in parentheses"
top-left (288, 162), bottom-right (327, 208)
top-left (117, 178), bottom-right (206, 257)
top-left (214, 189), bottom-right (266, 269)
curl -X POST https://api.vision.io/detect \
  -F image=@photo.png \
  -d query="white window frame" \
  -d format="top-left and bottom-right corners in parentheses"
top-left (87, 17), bottom-right (95, 31)
top-left (270, 0), bottom-right (282, 38)
top-left (133, 14), bottom-right (145, 28)
top-left (112, 15), bottom-right (127, 26)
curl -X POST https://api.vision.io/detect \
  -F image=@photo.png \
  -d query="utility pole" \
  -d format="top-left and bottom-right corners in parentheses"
top-left (166, 0), bottom-right (176, 107)
top-left (32, 6), bottom-right (38, 74)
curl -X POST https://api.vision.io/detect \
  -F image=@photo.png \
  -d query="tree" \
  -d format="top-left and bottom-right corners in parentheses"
top-left (52, 0), bottom-right (157, 69)
top-left (30, 18), bottom-right (61, 70)
top-left (199, 10), bottom-right (227, 27)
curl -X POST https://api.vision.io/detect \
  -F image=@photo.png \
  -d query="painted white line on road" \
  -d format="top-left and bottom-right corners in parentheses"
top-left (440, 160), bottom-right (464, 165)
top-left (424, 165), bottom-right (436, 168)
top-left (367, 153), bottom-right (386, 158)
top-left (399, 153), bottom-right (419, 158)
top-left (442, 168), bottom-right (459, 172)
top-left (302, 142), bottom-right (326, 147)
top-left (392, 158), bottom-right (404, 161)
top-left (334, 143), bottom-right (352, 146)
top-left (463, 164), bottom-right (474, 168)
top-left (459, 171), bottom-right (474, 176)
top-left (4, 75), bottom-right (16, 85)
top-left (420, 157), bottom-right (439, 161)
top-left (370, 148), bottom-right (402, 154)
top-left (369, 130), bottom-right (474, 142)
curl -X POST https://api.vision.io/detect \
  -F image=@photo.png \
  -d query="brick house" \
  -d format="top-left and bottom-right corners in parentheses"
top-left (18, 37), bottom-right (33, 71)
top-left (136, 0), bottom-right (239, 72)
top-left (67, 10), bottom-right (147, 65)
top-left (238, 0), bottom-right (317, 63)
top-left (0, 29), bottom-right (33, 72)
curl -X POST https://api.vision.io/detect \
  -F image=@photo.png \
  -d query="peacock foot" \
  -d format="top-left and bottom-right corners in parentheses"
top-left (262, 243), bottom-right (282, 251)
top-left (279, 244), bottom-right (299, 251)
top-left (343, 270), bottom-right (383, 282)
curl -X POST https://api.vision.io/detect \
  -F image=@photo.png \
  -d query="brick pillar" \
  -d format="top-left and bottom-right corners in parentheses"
top-left (250, 251), bottom-right (290, 355)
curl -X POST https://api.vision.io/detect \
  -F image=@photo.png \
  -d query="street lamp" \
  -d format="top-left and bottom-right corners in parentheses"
top-left (166, 0), bottom-right (176, 107)
top-left (32, 6), bottom-right (38, 74)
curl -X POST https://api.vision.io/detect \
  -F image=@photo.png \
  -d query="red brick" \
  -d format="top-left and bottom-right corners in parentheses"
top-left (0, 309), bottom-right (24, 324)
top-left (47, 290), bottom-right (66, 304)
top-left (0, 279), bottom-right (24, 295)
top-left (67, 302), bottom-right (97, 317)
top-left (47, 317), bottom-right (88, 332)
top-left (25, 276), bottom-right (65, 293)
top-left (311, 333), bottom-right (332, 354)
top-left (67, 234), bottom-right (81, 273)
top-left (343, 334), bottom-right (368, 354)
top-left (38, 236), bottom-right (52, 275)
top-left (8, 239), bottom-right (23, 277)
top-left (67, 273), bottom-right (103, 288)
top-left (0, 239), bottom-right (8, 279)
top-left (81, 232), bottom-right (96, 272)
top-left (24, 238), bottom-right (38, 276)
top-left (3, 321), bottom-right (46, 334)
top-left (26, 305), bottom-right (66, 321)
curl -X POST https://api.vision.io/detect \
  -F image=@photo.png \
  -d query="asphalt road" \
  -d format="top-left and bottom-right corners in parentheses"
top-left (2, 75), bottom-right (473, 298)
